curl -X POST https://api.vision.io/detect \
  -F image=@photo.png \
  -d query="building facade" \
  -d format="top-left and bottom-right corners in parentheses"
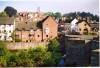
top-left (76, 20), bottom-right (91, 34)
top-left (15, 15), bottom-right (58, 42)
top-left (0, 17), bottom-right (14, 41)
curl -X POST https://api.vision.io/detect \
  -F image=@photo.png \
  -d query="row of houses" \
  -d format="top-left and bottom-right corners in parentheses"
top-left (0, 12), bottom-right (99, 42)
top-left (58, 17), bottom-right (99, 35)
top-left (0, 12), bottom-right (58, 42)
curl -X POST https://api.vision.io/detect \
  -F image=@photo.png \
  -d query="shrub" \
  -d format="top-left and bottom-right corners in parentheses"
top-left (0, 41), bottom-right (9, 66)
top-left (48, 38), bottom-right (60, 52)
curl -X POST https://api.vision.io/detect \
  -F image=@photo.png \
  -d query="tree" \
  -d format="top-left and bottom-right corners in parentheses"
top-left (54, 12), bottom-right (61, 19)
top-left (63, 12), bottom-right (99, 22)
top-left (4, 6), bottom-right (17, 17)
top-left (48, 38), bottom-right (62, 66)
top-left (44, 12), bottom-right (55, 17)
top-left (0, 41), bottom-right (9, 66)
top-left (0, 12), bottom-right (8, 17)
top-left (48, 38), bottom-right (61, 52)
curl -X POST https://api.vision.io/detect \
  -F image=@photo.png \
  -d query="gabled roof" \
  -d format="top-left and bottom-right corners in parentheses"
top-left (15, 16), bottom-right (49, 31)
top-left (37, 16), bottom-right (49, 29)
top-left (15, 21), bottom-right (38, 31)
top-left (15, 16), bottom-right (56, 31)
top-left (76, 20), bottom-right (91, 26)
top-left (37, 16), bottom-right (56, 29)
top-left (0, 17), bottom-right (14, 25)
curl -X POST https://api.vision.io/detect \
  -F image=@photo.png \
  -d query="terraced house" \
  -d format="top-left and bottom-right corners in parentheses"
top-left (15, 12), bottom-right (58, 42)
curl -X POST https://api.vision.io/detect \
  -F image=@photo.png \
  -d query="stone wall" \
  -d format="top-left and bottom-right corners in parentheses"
top-left (65, 36), bottom-right (91, 66)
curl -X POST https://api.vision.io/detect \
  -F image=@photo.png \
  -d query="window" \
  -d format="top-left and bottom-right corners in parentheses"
top-left (25, 22), bottom-right (27, 24)
top-left (22, 28), bottom-right (25, 30)
top-left (9, 31), bottom-right (11, 33)
top-left (46, 35), bottom-right (48, 37)
top-left (16, 28), bottom-right (18, 30)
top-left (9, 24), bottom-right (11, 26)
top-left (38, 35), bottom-right (40, 37)
top-left (84, 24), bottom-right (86, 26)
top-left (79, 28), bottom-right (81, 31)
top-left (4, 30), bottom-right (6, 33)
top-left (15, 35), bottom-right (19, 37)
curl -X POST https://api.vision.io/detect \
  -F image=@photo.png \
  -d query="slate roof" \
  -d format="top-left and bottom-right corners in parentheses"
top-left (0, 17), bottom-right (14, 25)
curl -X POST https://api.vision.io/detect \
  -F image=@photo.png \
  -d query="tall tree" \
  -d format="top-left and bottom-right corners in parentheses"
top-left (4, 6), bottom-right (17, 17)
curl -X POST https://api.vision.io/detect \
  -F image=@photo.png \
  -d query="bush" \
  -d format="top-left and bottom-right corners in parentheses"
top-left (0, 41), bottom-right (9, 66)
top-left (48, 38), bottom-right (60, 52)
top-left (0, 39), bottom-right (62, 67)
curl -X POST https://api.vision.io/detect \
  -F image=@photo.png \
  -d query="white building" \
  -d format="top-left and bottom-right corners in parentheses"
top-left (70, 18), bottom-right (78, 32)
top-left (0, 17), bottom-right (14, 41)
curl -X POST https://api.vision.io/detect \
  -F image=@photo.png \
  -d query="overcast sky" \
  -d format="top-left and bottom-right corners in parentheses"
top-left (0, 0), bottom-right (99, 15)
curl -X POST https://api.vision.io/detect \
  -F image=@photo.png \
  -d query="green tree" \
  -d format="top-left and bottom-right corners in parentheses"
top-left (48, 38), bottom-right (60, 52)
top-left (44, 12), bottom-right (55, 17)
top-left (54, 12), bottom-right (61, 19)
top-left (48, 38), bottom-right (62, 66)
top-left (0, 12), bottom-right (8, 17)
top-left (4, 6), bottom-right (17, 17)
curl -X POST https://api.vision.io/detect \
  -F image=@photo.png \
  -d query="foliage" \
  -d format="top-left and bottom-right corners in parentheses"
top-left (0, 41), bottom-right (8, 56)
top-left (48, 38), bottom-right (62, 66)
top-left (0, 39), bottom-right (62, 67)
top-left (44, 12), bottom-right (55, 17)
top-left (48, 38), bottom-right (60, 52)
top-left (4, 6), bottom-right (17, 17)
top-left (63, 12), bottom-right (99, 22)
top-left (88, 32), bottom-right (97, 35)
top-left (0, 12), bottom-right (8, 17)
top-left (0, 41), bottom-right (9, 66)
top-left (54, 12), bottom-right (62, 19)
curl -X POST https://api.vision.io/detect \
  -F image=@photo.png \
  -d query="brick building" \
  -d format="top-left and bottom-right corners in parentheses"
top-left (15, 16), bottom-right (58, 42)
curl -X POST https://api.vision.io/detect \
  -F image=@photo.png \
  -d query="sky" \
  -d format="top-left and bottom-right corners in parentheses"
top-left (0, 0), bottom-right (99, 15)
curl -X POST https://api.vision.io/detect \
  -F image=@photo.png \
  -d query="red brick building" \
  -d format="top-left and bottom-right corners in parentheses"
top-left (15, 16), bottom-right (58, 42)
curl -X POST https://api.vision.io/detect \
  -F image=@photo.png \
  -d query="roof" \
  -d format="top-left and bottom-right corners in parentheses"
top-left (37, 16), bottom-right (49, 29)
top-left (0, 17), bottom-right (14, 25)
top-left (37, 16), bottom-right (57, 29)
top-left (15, 16), bottom-right (56, 31)
top-left (15, 21), bottom-right (38, 31)
top-left (90, 23), bottom-right (99, 29)
top-left (76, 20), bottom-right (91, 26)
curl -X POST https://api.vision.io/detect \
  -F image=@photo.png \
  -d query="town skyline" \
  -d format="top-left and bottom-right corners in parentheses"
top-left (0, 0), bottom-right (99, 15)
